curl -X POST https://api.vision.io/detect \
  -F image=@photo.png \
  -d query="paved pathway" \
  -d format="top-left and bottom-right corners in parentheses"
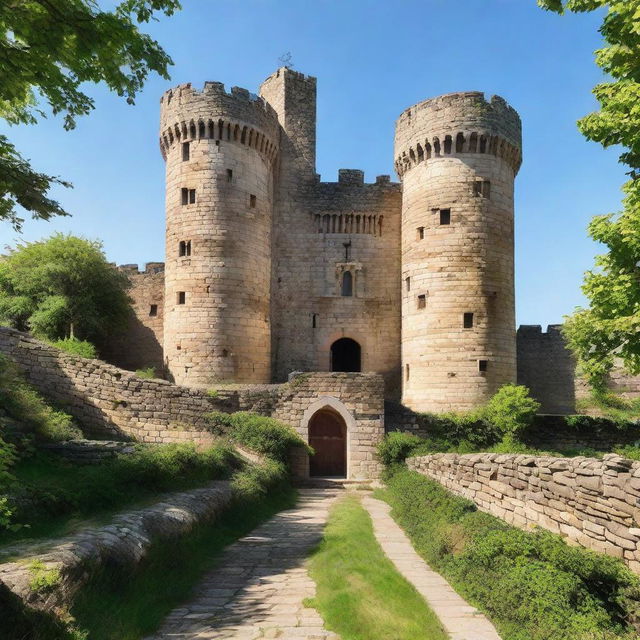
top-left (146, 488), bottom-right (341, 640)
top-left (362, 494), bottom-right (502, 640)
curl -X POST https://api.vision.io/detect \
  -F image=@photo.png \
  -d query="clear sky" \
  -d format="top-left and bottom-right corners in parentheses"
top-left (0, 0), bottom-right (623, 329)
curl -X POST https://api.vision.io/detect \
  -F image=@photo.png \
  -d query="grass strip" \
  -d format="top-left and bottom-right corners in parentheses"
top-left (306, 493), bottom-right (448, 640)
top-left (378, 466), bottom-right (640, 640)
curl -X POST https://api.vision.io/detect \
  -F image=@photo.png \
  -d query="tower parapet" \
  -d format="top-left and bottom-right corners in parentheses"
top-left (160, 81), bottom-right (280, 387)
top-left (396, 91), bottom-right (522, 413)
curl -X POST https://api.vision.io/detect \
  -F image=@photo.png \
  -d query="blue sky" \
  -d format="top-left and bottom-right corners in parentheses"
top-left (0, 0), bottom-right (623, 328)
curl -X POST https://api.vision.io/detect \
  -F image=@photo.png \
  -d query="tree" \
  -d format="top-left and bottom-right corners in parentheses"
top-left (0, 0), bottom-right (180, 230)
top-left (0, 233), bottom-right (131, 347)
top-left (538, 1), bottom-right (640, 389)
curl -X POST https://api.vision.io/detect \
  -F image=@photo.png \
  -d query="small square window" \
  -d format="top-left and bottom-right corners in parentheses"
top-left (250, 194), bottom-right (257, 208)
top-left (149, 304), bottom-right (158, 317)
top-left (177, 291), bottom-right (186, 305)
top-left (478, 359), bottom-right (488, 373)
top-left (439, 209), bottom-right (451, 225)
top-left (417, 294), bottom-right (426, 309)
top-left (226, 169), bottom-right (233, 182)
top-left (182, 142), bottom-right (190, 161)
top-left (405, 276), bottom-right (411, 292)
top-left (463, 312), bottom-right (474, 329)
top-left (179, 240), bottom-right (192, 257)
top-left (189, 189), bottom-right (196, 204)
top-left (181, 188), bottom-right (188, 205)
top-left (417, 226), bottom-right (424, 240)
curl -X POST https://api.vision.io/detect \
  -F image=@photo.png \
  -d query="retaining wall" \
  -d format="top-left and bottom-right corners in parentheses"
top-left (408, 452), bottom-right (640, 573)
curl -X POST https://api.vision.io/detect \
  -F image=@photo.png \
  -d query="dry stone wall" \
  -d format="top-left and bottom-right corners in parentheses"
top-left (0, 328), bottom-right (385, 478)
top-left (408, 452), bottom-right (640, 573)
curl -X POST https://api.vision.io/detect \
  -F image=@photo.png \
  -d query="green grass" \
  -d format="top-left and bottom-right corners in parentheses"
top-left (69, 484), bottom-right (297, 640)
top-left (1, 444), bottom-right (237, 547)
top-left (378, 467), bottom-right (640, 640)
top-left (306, 494), bottom-right (448, 640)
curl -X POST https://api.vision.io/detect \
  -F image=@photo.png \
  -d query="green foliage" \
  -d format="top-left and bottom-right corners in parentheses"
top-left (231, 459), bottom-right (288, 501)
top-left (417, 410), bottom-right (500, 449)
top-left (380, 467), bottom-right (640, 640)
top-left (536, 1), bottom-right (640, 389)
top-left (0, 353), bottom-right (82, 442)
top-left (376, 432), bottom-right (425, 465)
top-left (206, 389), bottom-right (219, 399)
top-left (1, 443), bottom-right (237, 539)
top-left (206, 411), bottom-right (312, 462)
top-left (27, 560), bottom-right (61, 593)
top-left (50, 338), bottom-right (97, 359)
top-left (135, 366), bottom-right (157, 379)
top-left (0, 0), bottom-right (180, 230)
top-left (0, 234), bottom-right (131, 347)
top-left (484, 384), bottom-right (541, 444)
top-left (307, 495), bottom-right (448, 640)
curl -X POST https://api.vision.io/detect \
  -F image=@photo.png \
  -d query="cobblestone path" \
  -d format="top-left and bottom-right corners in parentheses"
top-left (146, 488), bottom-right (341, 640)
top-left (363, 494), bottom-right (502, 640)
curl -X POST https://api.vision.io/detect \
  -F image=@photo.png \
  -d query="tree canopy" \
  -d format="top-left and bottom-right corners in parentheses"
top-left (0, 233), bottom-right (131, 347)
top-left (0, 0), bottom-right (180, 230)
top-left (538, 0), bottom-right (640, 388)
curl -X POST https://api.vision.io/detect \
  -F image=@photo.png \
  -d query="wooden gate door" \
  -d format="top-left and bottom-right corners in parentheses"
top-left (308, 410), bottom-right (347, 477)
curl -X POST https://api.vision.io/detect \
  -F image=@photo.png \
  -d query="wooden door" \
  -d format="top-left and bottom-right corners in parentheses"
top-left (308, 410), bottom-right (347, 477)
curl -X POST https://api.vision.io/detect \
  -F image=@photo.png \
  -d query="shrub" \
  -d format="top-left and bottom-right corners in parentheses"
top-left (0, 354), bottom-right (82, 441)
top-left (206, 411), bottom-right (311, 462)
top-left (377, 432), bottom-right (425, 466)
top-left (381, 467), bottom-right (640, 640)
top-left (28, 560), bottom-right (61, 593)
top-left (135, 366), bottom-right (156, 379)
top-left (417, 411), bottom-right (500, 448)
top-left (231, 459), bottom-right (288, 500)
top-left (484, 384), bottom-right (540, 445)
top-left (49, 338), bottom-right (97, 359)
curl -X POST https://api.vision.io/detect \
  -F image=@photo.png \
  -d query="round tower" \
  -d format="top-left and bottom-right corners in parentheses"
top-left (394, 92), bottom-right (522, 413)
top-left (159, 82), bottom-right (280, 386)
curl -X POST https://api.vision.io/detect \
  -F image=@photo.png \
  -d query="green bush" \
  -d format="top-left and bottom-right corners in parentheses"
top-left (0, 354), bottom-right (82, 441)
top-left (49, 338), bottom-right (97, 359)
top-left (206, 411), bottom-right (311, 462)
top-left (565, 414), bottom-right (635, 432)
top-left (377, 432), bottom-right (425, 465)
top-left (484, 384), bottom-right (540, 445)
top-left (381, 467), bottom-right (640, 640)
top-left (231, 459), bottom-right (288, 500)
top-left (417, 411), bottom-right (500, 449)
top-left (135, 366), bottom-right (156, 379)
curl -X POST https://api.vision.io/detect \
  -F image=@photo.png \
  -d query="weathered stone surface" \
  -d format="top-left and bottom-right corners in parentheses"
top-left (408, 453), bottom-right (640, 573)
top-left (0, 482), bottom-right (233, 613)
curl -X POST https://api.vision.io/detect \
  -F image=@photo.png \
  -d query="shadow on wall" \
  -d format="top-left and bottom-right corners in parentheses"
top-left (0, 326), bottom-right (232, 444)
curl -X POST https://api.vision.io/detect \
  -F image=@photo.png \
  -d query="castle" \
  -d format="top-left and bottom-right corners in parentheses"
top-left (107, 66), bottom-right (553, 416)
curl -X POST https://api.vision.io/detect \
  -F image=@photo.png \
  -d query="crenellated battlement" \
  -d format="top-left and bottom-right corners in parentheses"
top-left (117, 262), bottom-right (165, 275)
top-left (159, 80), bottom-right (280, 162)
top-left (394, 92), bottom-right (522, 177)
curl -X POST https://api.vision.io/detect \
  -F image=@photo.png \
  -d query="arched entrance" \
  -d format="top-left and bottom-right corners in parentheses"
top-left (308, 409), bottom-right (347, 477)
top-left (330, 338), bottom-right (361, 372)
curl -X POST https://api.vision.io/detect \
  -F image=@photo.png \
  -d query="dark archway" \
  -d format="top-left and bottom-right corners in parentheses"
top-left (308, 409), bottom-right (347, 477)
top-left (330, 338), bottom-right (361, 372)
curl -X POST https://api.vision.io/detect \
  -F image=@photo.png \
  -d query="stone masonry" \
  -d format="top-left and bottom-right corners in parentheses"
top-left (0, 327), bottom-right (385, 479)
top-left (408, 452), bottom-right (640, 574)
top-left (106, 66), bottom-right (524, 414)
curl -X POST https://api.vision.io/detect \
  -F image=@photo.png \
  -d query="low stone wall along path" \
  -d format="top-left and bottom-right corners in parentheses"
top-left (146, 488), bottom-right (341, 640)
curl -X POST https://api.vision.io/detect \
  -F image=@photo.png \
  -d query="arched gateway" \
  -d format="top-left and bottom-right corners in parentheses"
top-left (330, 338), bottom-right (361, 372)
top-left (308, 408), bottom-right (347, 477)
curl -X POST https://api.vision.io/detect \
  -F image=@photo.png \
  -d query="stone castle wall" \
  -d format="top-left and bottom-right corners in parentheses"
top-left (160, 82), bottom-right (280, 388)
top-left (395, 93), bottom-right (522, 413)
top-left (408, 452), bottom-right (640, 573)
top-left (102, 263), bottom-right (165, 373)
top-left (0, 328), bottom-right (385, 479)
